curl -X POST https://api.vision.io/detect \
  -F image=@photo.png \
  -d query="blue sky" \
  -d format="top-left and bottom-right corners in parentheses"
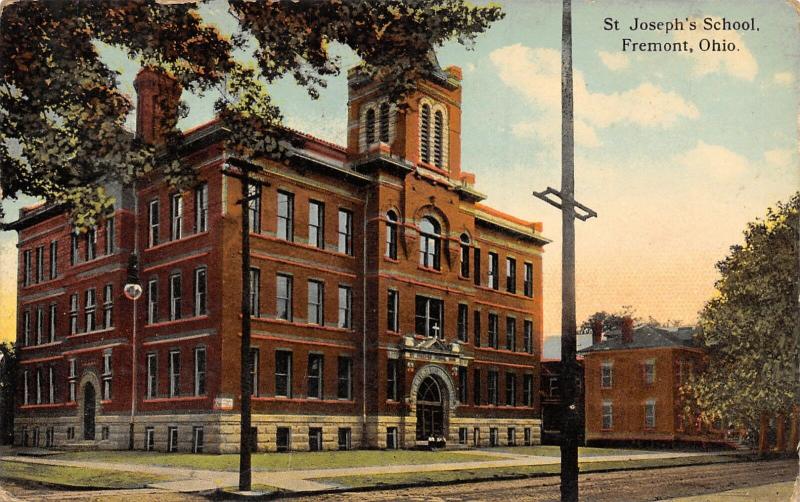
top-left (2, 0), bottom-right (798, 356)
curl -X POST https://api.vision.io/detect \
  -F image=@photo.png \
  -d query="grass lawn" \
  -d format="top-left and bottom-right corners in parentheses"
top-left (316, 454), bottom-right (740, 489)
top-left (492, 445), bottom-right (666, 457)
top-left (54, 449), bottom-right (503, 472)
top-left (0, 459), bottom-right (170, 489)
top-left (668, 481), bottom-right (795, 501)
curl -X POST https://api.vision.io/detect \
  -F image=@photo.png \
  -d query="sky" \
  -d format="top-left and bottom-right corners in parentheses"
top-left (1, 0), bottom-right (798, 357)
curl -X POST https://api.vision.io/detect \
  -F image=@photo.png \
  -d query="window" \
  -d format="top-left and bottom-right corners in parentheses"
top-left (276, 427), bottom-right (291, 452)
top-left (170, 193), bottom-right (183, 240)
top-left (524, 427), bottom-right (532, 446)
top-left (70, 232), bottom-right (79, 265)
top-left (85, 227), bottom-right (96, 261)
top-left (168, 426), bottom-right (178, 452)
top-left (35, 246), bottom-right (44, 283)
top-left (489, 427), bottom-right (499, 447)
top-left (276, 191), bottom-right (294, 241)
top-left (387, 359), bottom-right (398, 401)
top-left (276, 274), bottom-right (292, 321)
top-left (46, 427), bottom-right (54, 447)
top-left (420, 103), bottom-right (431, 164)
top-left (338, 285), bottom-right (352, 329)
top-left (473, 369), bottom-right (481, 405)
top-left (104, 215), bottom-right (115, 255)
top-left (415, 296), bottom-right (443, 338)
top-left (473, 248), bottom-right (481, 286)
top-left (23, 370), bottom-right (29, 405)
top-left (386, 427), bottom-right (398, 449)
top-left (307, 280), bottom-right (324, 325)
top-left (247, 183), bottom-right (261, 233)
top-left (145, 427), bottom-right (155, 451)
top-left (337, 356), bottom-right (352, 400)
top-left (249, 268), bottom-right (260, 317)
top-left (169, 273), bottom-right (182, 320)
top-left (49, 240), bottom-right (58, 279)
top-left (457, 304), bottom-right (468, 342)
top-left (488, 313), bottom-right (499, 349)
top-left (523, 374), bottom-right (534, 407)
top-left (67, 426), bottom-right (75, 441)
top-left (433, 110), bottom-right (444, 167)
top-left (459, 427), bottom-right (468, 445)
top-left (601, 361), bottom-right (613, 389)
top-left (194, 267), bottom-right (207, 316)
top-left (387, 290), bottom-right (399, 332)
top-left (35, 306), bottom-right (43, 344)
top-left (249, 348), bottom-right (259, 396)
top-left (194, 347), bottom-right (206, 396)
top-left (84, 288), bottom-right (96, 332)
top-left (147, 279), bottom-right (158, 324)
top-left (337, 209), bottom-right (353, 255)
top-left (22, 310), bottom-right (30, 346)
top-left (506, 372), bottom-right (517, 406)
top-left (308, 200), bottom-right (324, 249)
top-left (549, 376), bottom-right (560, 398)
top-left (307, 353), bottom-right (323, 399)
top-left (418, 217), bottom-right (441, 270)
top-left (307, 428), bottom-right (323, 451)
top-left (68, 359), bottom-right (77, 402)
top-left (506, 317), bottom-right (516, 351)
top-left (22, 249), bottom-right (31, 286)
top-left (458, 367), bottom-right (468, 403)
top-left (473, 427), bottom-right (480, 447)
top-left (488, 252), bottom-right (499, 289)
top-left (146, 353), bottom-right (157, 399)
top-left (473, 311), bottom-right (481, 347)
top-left (645, 399), bottom-right (656, 429)
top-left (48, 304), bottom-right (56, 343)
top-left (602, 401), bottom-right (614, 430)
top-left (523, 320), bottom-right (533, 354)
top-left (379, 102), bottom-right (390, 143)
top-left (195, 183), bottom-right (208, 233)
top-left (506, 257), bottom-right (516, 293)
top-left (487, 371), bottom-right (498, 405)
top-left (169, 350), bottom-right (180, 397)
top-left (365, 107), bottom-right (376, 145)
top-left (507, 427), bottom-right (516, 446)
top-left (385, 211), bottom-right (398, 259)
top-left (275, 350), bottom-right (292, 397)
top-left (644, 359), bottom-right (656, 385)
top-left (338, 428), bottom-right (352, 451)
top-left (192, 426), bottom-right (204, 453)
top-left (48, 366), bottom-right (54, 403)
top-left (102, 350), bottom-right (112, 400)
top-left (103, 284), bottom-right (113, 329)
top-left (460, 235), bottom-right (470, 277)
top-left (523, 262), bottom-right (533, 297)
top-left (148, 200), bottom-right (160, 247)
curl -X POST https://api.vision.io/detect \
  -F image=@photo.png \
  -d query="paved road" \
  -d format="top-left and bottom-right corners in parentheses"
top-left (310, 459), bottom-right (798, 501)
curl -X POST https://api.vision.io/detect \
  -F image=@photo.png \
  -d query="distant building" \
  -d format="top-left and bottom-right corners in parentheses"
top-left (579, 319), bottom-right (725, 445)
top-left (539, 358), bottom-right (584, 445)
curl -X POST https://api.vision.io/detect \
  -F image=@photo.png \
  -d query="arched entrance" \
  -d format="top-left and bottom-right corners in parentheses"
top-left (83, 384), bottom-right (96, 440)
top-left (416, 377), bottom-right (444, 440)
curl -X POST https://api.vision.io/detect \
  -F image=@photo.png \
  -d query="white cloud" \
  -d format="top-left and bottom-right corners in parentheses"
top-left (764, 148), bottom-right (795, 170)
top-left (490, 44), bottom-right (699, 148)
top-left (674, 141), bottom-right (750, 180)
top-left (598, 51), bottom-right (629, 71)
top-left (773, 72), bottom-right (794, 86)
top-left (677, 19), bottom-right (758, 81)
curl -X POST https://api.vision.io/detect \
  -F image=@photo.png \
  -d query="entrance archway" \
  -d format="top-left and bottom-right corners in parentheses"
top-left (416, 377), bottom-right (444, 440)
top-left (83, 384), bottom-right (96, 440)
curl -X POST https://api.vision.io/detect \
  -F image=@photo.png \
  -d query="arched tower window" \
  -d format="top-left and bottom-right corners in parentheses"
top-left (420, 104), bottom-right (431, 164)
top-left (379, 103), bottom-right (390, 143)
top-left (365, 108), bottom-right (376, 145)
top-left (419, 217), bottom-right (441, 270)
top-left (433, 110), bottom-right (444, 168)
top-left (459, 234), bottom-right (470, 278)
top-left (386, 210), bottom-right (398, 260)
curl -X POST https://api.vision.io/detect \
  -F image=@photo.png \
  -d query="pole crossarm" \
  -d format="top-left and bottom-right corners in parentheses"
top-left (532, 186), bottom-right (597, 221)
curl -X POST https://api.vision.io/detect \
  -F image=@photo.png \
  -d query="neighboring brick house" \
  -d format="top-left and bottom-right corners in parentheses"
top-left (9, 58), bottom-right (550, 453)
top-left (539, 358), bottom-right (584, 445)
top-left (580, 320), bottom-right (725, 445)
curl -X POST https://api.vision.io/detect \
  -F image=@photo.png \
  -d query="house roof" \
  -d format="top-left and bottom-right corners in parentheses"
top-left (578, 325), bottom-right (698, 354)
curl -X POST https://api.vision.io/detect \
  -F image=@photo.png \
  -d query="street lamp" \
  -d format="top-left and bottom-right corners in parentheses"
top-left (124, 254), bottom-right (142, 450)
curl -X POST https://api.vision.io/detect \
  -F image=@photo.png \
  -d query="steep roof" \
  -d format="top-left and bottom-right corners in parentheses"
top-left (578, 325), bottom-right (698, 354)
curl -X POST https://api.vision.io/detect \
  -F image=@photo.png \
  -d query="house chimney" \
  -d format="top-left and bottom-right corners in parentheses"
top-left (622, 316), bottom-right (634, 344)
top-left (591, 319), bottom-right (603, 345)
top-left (133, 66), bottom-right (182, 145)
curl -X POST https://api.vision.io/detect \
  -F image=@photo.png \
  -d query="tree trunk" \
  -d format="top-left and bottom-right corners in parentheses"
top-left (788, 405), bottom-right (799, 455)
top-left (775, 413), bottom-right (786, 452)
top-left (758, 413), bottom-right (769, 455)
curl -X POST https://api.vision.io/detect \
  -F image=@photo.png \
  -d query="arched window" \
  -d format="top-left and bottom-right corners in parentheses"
top-left (420, 104), bottom-right (431, 164)
top-left (419, 217), bottom-right (441, 270)
top-left (365, 108), bottom-right (376, 145)
top-left (385, 210), bottom-right (398, 260)
top-left (379, 103), bottom-right (390, 143)
top-left (433, 110), bottom-right (444, 168)
top-left (460, 234), bottom-right (470, 278)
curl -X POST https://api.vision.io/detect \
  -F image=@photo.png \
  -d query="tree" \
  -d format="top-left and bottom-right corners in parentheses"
top-left (579, 305), bottom-right (637, 334)
top-left (684, 193), bottom-right (800, 453)
top-left (0, 342), bottom-right (17, 445)
top-left (1, 0), bottom-right (503, 227)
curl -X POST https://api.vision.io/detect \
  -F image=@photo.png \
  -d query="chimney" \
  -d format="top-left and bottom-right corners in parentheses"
top-left (591, 319), bottom-right (603, 345)
top-left (622, 316), bottom-right (634, 344)
top-left (133, 66), bottom-right (182, 145)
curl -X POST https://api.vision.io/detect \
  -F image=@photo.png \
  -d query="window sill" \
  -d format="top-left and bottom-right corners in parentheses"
top-left (143, 396), bottom-right (207, 403)
top-left (252, 317), bottom-right (352, 333)
top-left (145, 231), bottom-right (207, 253)
top-left (250, 233), bottom-right (356, 259)
top-left (383, 257), bottom-right (400, 264)
top-left (253, 396), bottom-right (355, 404)
top-left (20, 403), bottom-right (68, 409)
top-left (66, 327), bottom-right (115, 339)
top-left (146, 315), bottom-right (209, 329)
top-left (20, 341), bottom-right (62, 351)
top-left (417, 266), bottom-right (443, 274)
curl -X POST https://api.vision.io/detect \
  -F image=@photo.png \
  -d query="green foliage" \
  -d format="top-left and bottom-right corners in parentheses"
top-left (579, 305), bottom-right (637, 334)
top-left (685, 193), bottom-right (800, 429)
top-left (1, 0), bottom-right (503, 227)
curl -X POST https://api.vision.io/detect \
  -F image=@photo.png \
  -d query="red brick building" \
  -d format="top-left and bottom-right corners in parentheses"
top-left (10, 60), bottom-right (549, 452)
top-left (580, 322), bottom-right (725, 445)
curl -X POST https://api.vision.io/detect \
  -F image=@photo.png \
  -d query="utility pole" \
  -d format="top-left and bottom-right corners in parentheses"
top-left (533, 0), bottom-right (596, 500)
